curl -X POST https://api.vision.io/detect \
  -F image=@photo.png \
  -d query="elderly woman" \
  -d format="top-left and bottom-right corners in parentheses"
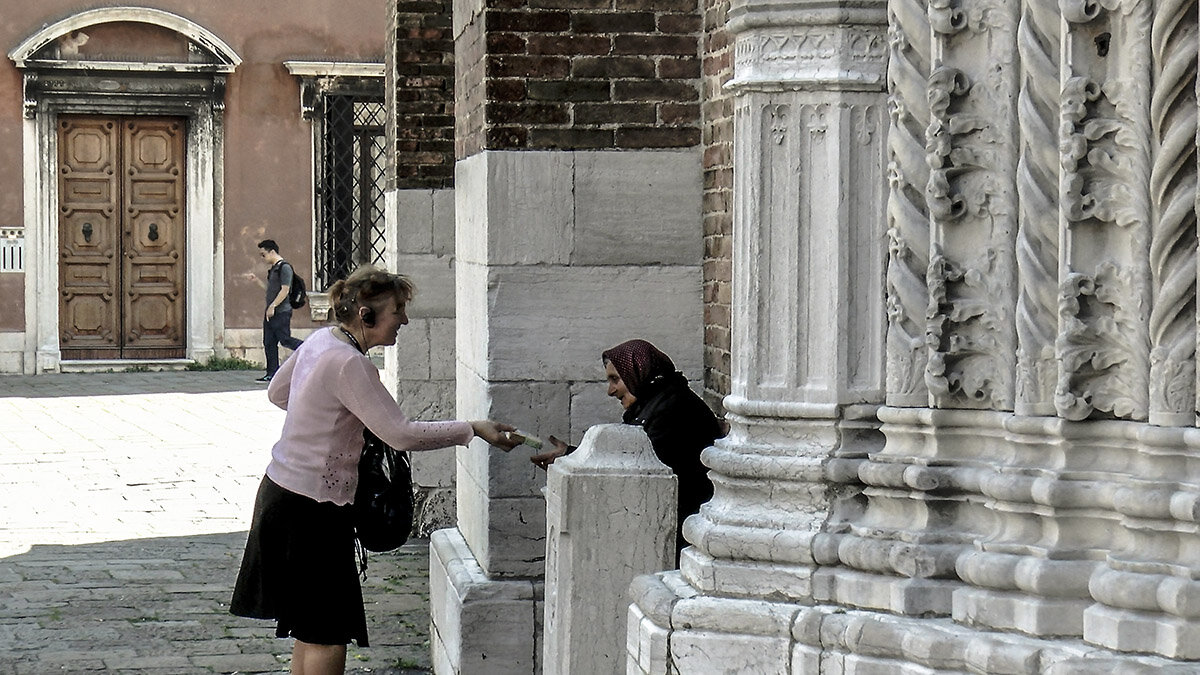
top-left (231, 265), bottom-right (518, 675)
top-left (531, 338), bottom-right (724, 563)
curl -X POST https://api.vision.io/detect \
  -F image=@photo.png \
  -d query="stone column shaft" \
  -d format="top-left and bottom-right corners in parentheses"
top-left (681, 0), bottom-right (889, 597)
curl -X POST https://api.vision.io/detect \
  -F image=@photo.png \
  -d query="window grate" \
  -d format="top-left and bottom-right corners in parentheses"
top-left (315, 96), bottom-right (387, 290)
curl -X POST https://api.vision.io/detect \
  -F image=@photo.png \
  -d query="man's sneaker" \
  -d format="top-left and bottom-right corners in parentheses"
top-left (255, 374), bottom-right (272, 383)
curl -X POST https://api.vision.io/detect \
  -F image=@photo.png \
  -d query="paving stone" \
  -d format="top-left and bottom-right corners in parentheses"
top-left (0, 372), bottom-right (434, 674)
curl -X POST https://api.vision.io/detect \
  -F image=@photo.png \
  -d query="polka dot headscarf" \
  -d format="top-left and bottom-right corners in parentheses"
top-left (601, 339), bottom-right (675, 398)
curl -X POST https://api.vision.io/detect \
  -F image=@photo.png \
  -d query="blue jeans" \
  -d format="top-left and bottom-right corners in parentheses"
top-left (263, 309), bottom-right (303, 376)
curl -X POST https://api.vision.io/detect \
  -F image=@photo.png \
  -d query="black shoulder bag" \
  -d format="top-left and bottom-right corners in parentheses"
top-left (353, 428), bottom-right (414, 553)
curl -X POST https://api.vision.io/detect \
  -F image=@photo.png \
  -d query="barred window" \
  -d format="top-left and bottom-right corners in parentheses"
top-left (314, 94), bottom-right (387, 290)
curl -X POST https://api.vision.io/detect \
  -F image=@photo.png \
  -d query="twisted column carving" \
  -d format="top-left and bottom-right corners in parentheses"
top-left (1055, 0), bottom-right (1153, 422)
top-left (1014, 0), bottom-right (1061, 415)
top-left (1147, 0), bottom-right (1198, 427)
top-left (884, 0), bottom-right (931, 405)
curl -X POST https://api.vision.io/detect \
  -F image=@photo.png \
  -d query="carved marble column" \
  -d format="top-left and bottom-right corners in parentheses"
top-left (629, 2), bottom-right (889, 671)
top-left (1055, 0), bottom-right (1153, 423)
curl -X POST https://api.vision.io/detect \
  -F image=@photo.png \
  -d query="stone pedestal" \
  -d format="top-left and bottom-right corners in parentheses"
top-left (543, 424), bottom-right (675, 675)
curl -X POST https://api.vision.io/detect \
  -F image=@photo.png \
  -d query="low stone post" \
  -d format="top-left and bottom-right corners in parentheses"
top-left (543, 424), bottom-right (677, 675)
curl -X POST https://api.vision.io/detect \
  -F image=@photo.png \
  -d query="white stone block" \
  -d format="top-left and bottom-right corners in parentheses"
top-left (396, 189), bottom-right (435, 253)
top-left (569, 381), bottom-right (625, 445)
top-left (670, 631), bottom-right (790, 675)
top-left (543, 424), bottom-right (677, 675)
top-left (455, 261), bottom-right (489, 383)
top-left (393, 318), bottom-right (432, 380)
top-left (456, 151), bottom-right (574, 266)
top-left (411, 446), bottom-right (455, 488)
top-left (430, 318), bottom-right (456, 380)
top-left (484, 495), bottom-right (547, 577)
top-left (433, 188), bottom-right (455, 256)
top-left (396, 380), bottom-right (456, 422)
top-left (481, 265), bottom-right (703, 381)
top-left (573, 150), bottom-right (702, 266)
top-left (429, 529), bottom-right (540, 674)
top-left (398, 253), bottom-right (455, 318)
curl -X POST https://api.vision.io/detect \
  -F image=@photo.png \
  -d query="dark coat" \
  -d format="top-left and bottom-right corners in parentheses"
top-left (623, 371), bottom-right (723, 563)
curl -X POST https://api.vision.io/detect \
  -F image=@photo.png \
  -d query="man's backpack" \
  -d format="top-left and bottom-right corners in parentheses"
top-left (288, 268), bottom-right (308, 309)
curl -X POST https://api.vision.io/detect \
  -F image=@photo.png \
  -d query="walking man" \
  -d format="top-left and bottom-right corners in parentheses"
top-left (245, 239), bottom-right (303, 382)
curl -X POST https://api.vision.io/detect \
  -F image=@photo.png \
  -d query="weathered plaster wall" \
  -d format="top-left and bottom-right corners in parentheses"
top-left (0, 1), bottom-right (387, 351)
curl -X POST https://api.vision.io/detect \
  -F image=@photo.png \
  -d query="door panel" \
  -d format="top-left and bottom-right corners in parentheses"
top-left (58, 115), bottom-right (186, 360)
top-left (122, 119), bottom-right (186, 358)
top-left (59, 118), bottom-right (121, 359)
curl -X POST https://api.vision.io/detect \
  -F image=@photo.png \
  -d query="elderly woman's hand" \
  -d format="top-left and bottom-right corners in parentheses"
top-left (530, 435), bottom-right (575, 470)
top-left (470, 420), bottom-right (522, 451)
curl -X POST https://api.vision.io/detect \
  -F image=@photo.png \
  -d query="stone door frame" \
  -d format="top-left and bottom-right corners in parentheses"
top-left (8, 6), bottom-right (240, 372)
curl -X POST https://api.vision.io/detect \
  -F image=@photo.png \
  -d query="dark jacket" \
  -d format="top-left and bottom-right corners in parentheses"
top-left (623, 371), bottom-right (722, 562)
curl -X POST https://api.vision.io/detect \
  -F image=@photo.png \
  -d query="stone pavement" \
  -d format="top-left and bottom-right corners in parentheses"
top-left (0, 371), bottom-right (435, 674)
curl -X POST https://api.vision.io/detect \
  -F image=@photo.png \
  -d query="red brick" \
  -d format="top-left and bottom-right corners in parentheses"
top-left (574, 102), bottom-right (655, 124)
top-left (486, 9), bottom-right (571, 31)
top-left (529, 128), bottom-right (615, 149)
top-left (614, 34), bottom-right (699, 56)
top-left (658, 14), bottom-right (702, 33)
top-left (487, 32), bottom-right (527, 54)
top-left (702, 144), bottom-right (728, 166)
top-left (615, 0), bottom-right (698, 11)
top-left (527, 35), bottom-right (612, 55)
top-left (486, 102), bottom-right (571, 124)
top-left (659, 102), bottom-right (699, 124)
top-left (485, 125), bottom-right (530, 148)
top-left (487, 54), bottom-right (571, 78)
top-left (529, 0), bottom-right (612, 8)
top-left (571, 12), bottom-right (656, 32)
top-left (658, 56), bottom-right (700, 79)
top-left (615, 126), bottom-right (700, 147)
top-left (527, 80), bottom-right (611, 101)
top-left (487, 79), bottom-right (528, 101)
top-left (614, 79), bottom-right (698, 102)
top-left (572, 56), bottom-right (655, 78)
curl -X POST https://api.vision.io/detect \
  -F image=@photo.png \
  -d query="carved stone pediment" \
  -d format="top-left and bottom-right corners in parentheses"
top-left (8, 7), bottom-right (241, 118)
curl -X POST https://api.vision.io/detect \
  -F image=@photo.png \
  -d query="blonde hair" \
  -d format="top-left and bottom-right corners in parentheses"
top-left (328, 265), bottom-right (415, 324)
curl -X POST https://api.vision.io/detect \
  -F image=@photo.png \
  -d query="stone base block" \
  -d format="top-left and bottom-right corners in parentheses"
top-left (953, 587), bottom-right (1087, 638)
top-left (628, 572), bottom-right (1194, 673)
top-left (429, 528), bottom-right (541, 675)
top-left (1084, 604), bottom-right (1200, 659)
top-left (812, 567), bottom-right (955, 616)
top-left (627, 603), bottom-right (673, 675)
top-left (680, 547), bottom-right (817, 601)
top-left (672, 631), bottom-right (791, 675)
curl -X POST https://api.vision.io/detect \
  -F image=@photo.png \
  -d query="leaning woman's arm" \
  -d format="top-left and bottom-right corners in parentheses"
top-left (336, 355), bottom-right (474, 451)
top-left (265, 352), bottom-right (297, 410)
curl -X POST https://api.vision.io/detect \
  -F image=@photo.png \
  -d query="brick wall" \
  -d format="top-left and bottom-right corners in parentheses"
top-left (701, 0), bottom-right (732, 409)
top-left (455, 0), bottom-right (702, 157)
top-left (388, 0), bottom-right (456, 189)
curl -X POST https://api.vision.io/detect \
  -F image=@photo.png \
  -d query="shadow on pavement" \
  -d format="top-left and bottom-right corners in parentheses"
top-left (0, 371), bottom-right (269, 398)
top-left (0, 532), bottom-right (434, 674)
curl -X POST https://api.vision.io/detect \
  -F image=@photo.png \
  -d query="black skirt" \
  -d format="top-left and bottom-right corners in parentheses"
top-left (230, 475), bottom-right (368, 646)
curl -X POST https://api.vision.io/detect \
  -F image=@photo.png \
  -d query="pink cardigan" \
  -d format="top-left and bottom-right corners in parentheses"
top-left (264, 327), bottom-right (473, 505)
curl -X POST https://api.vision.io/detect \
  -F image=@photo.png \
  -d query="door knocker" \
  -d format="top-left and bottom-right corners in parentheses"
top-left (82, 222), bottom-right (93, 243)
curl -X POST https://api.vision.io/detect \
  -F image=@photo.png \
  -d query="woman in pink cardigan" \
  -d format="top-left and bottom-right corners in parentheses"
top-left (231, 265), bottom-right (519, 675)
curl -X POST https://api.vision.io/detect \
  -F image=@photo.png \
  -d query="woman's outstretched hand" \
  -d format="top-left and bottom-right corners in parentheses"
top-left (471, 420), bottom-right (521, 451)
top-left (530, 435), bottom-right (575, 470)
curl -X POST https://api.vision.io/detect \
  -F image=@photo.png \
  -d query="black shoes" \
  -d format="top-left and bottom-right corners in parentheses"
top-left (255, 374), bottom-right (272, 383)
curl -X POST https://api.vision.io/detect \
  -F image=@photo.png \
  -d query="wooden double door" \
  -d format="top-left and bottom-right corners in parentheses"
top-left (58, 116), bottom-right (187, 360)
